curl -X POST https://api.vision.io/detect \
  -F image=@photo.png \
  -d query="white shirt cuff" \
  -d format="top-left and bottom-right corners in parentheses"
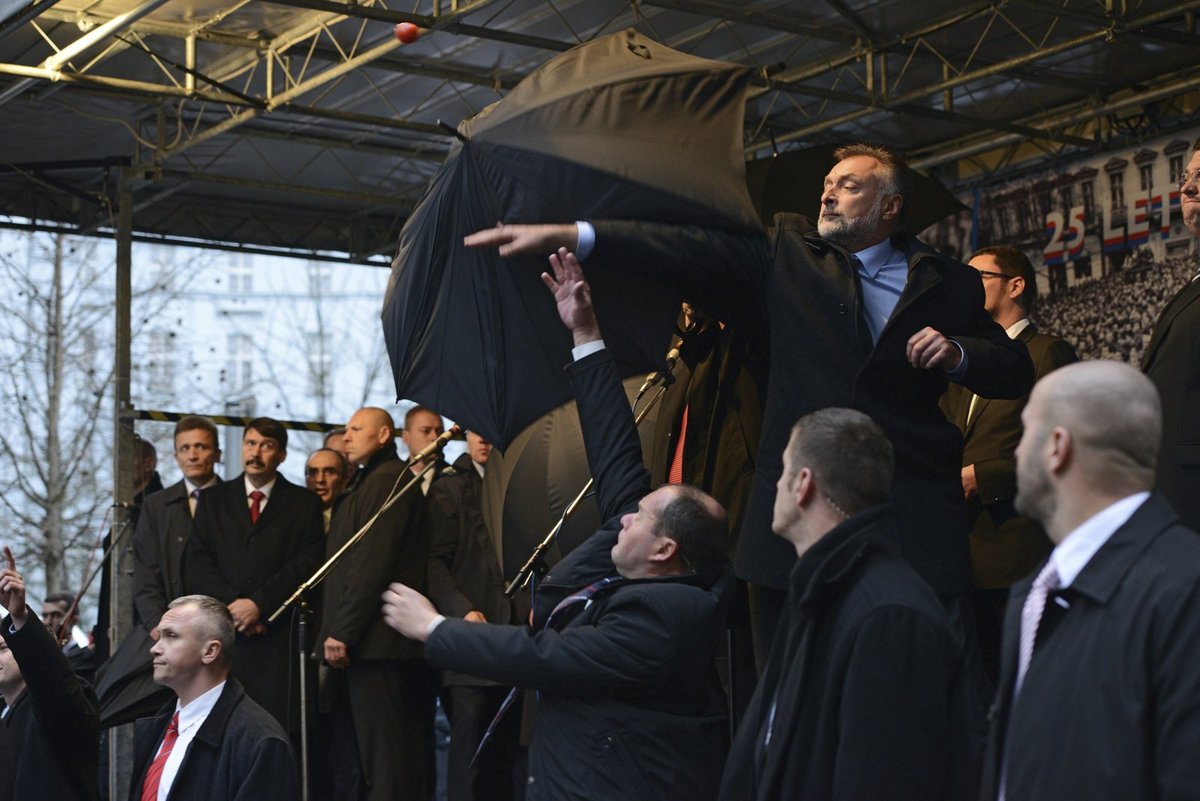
top-left (945, 340), bottom-right (968, 378)
top-left (426, 614), bottom-right (446, 638)
top-left (576, 221), bottom-right (595, 261)
top-left (572, 340), bottom-right (606, 361)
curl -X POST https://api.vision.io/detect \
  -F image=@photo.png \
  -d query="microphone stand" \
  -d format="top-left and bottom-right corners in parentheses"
top-left (267, 424), bottom-right (460, 801)
top-left (505, 355), bottom-right (680, 597)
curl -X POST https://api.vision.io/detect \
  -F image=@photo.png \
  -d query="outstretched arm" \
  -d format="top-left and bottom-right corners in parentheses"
top-left (465, 223), bottom-right (578, 258)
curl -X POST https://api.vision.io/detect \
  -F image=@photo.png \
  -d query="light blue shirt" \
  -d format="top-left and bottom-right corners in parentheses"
top-left (852, 238), bottom-right (908, 343)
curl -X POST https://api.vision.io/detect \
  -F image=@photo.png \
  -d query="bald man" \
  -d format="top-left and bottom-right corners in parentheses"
top-left (319, 407), bottom-right (435, 801)
top-left (980, 361), bottom-right (1200, 801)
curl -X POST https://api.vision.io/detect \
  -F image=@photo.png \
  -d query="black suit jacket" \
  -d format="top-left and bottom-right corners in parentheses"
top-left (184, 473), bottom-right (324, 728)
top-left (132, 479), bottom-right (198, 628)
top-left (940, 323), bottom-right (1078, 588)
top-left (129, 678), bottom-right (298, 801)
top-left (426, 350), bottom-right (732, 801)
top-left (0, 610), bottom-right (99, 801)
top-left (979, 493), bottom-right (1200, 801)
top-left (593, 215), bottom-right (1034, 592)
top-left (1142, 276), bottom-right (1200, 530)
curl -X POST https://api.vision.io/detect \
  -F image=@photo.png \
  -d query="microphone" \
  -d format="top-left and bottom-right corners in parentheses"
top-left (636, 341), bottom-right (683, 400)
top-left (410, 424), bottom-right (462, 463)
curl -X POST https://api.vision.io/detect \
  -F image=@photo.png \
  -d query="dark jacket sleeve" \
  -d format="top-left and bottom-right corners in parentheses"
top-left (426, 477), bottom-right (475, 619)
top-left (231, 735), bottom-right (301, 801)
top-left (2, 610), bottom-right (99, 757)
top-left (427, 586), bottom-right (699, 695)
top-left (590, 219), bottom-right (770, 334)
top-left (131, 498), bottom-right (170, 627)
top-left (945, 273), bottom-right (1034, 400)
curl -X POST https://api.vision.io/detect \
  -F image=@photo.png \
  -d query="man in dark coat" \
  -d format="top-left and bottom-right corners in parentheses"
top-left (382, 251), bottom-right (733, 801)
top-left (980, 361), bottom-right (1200, 801)
top-left (720, 409), bottom-right (978, 801)
top-left (0, 548), bottom-right (99, 801)
top-left (319, 406), bottom-right (437, 801)
top-left (426, 431), bottom-right (519, 801)
top-left (134, 416), bottom-right (222, 630)
top-left (130, 595), bottom-right (298, 801)
top-left (465, 144), bottom-right (1034, 656)
top-left (184, 417), bottom-right (325, 737)
top-left (940, 245), bottom-right (1078, 681)
top-left (1142, 135), bottom-right (1200, 531)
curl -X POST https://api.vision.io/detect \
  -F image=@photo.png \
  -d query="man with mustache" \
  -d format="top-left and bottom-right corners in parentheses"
top-left (184, 417), bottom-right (325, 744)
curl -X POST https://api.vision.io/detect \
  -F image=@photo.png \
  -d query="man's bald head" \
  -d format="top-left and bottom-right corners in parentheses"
top-left (343, 407), bottom-right (396, 467)
top-left (1026, 360), bottom-right (1160, 493)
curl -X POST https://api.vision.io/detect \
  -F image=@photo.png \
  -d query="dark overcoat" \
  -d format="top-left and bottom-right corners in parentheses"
top-left (0, 610), bottom-right (99, 801)
top-left (593, 215), bottom-right (1034, 593)
top-left (1142, 277), bottom-right (1200, 531)
top-left (132, 479), bottom-right (196, 628)
top-left (979, 493), bottom-right (1200, 801)
top-left (719, 506), bottom-right (979, 801)
top-left (128, 678), bottom-right (298, 801)
top-left (426, 350), bottom-right (732, 801)
top-left (183, 473), bottom-right (325, 731)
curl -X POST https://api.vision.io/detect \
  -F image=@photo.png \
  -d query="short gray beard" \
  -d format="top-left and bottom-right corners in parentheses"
top-left (817, 191), bottom-right (887, 251)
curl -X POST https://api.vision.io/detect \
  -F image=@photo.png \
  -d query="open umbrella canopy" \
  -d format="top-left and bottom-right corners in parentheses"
top-left (382, 29), bottom-right (760, 450)
top-left (745, 145), bottom-right (968, 234)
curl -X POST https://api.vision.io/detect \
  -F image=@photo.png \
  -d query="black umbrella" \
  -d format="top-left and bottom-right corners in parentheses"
top-left (94, 626), bottom-right (172, 727)
top-left (382, 29), bottom-right (760, 450)
top-left (744, 145), bottom-right (968, 234)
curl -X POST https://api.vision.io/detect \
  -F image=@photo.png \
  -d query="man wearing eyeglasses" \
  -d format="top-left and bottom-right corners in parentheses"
top-left (1142, 138), bottom-right (1200, 532)
top-left (940, 244), bottom-right (1078, 682)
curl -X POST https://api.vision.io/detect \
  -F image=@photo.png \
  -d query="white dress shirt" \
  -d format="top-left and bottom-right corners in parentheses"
top-left (243, 475), bottom-right (276, 513)
top-left (153, 680), bottom-right (226, 801)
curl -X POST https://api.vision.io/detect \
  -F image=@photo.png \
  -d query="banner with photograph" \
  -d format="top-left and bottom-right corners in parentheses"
top-left (922, 133), bottom-right (1197, 363)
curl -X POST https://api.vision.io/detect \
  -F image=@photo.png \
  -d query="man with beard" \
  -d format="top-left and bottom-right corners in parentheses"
top-left (465, 143), bottom-right (1033, 656)
top-left (979, 361), bottom-right (1200, 801)
top-left (1142, 136), bottom-right (1200, 531)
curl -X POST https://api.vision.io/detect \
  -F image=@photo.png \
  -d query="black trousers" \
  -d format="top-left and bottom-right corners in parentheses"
top-left (442, 684), bottom-right (520, 801)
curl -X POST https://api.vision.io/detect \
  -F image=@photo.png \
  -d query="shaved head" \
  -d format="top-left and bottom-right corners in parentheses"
top-left (344, 407), bottom-right (397, 467)
top-left (1034, 361), bottom-right (1159, 487)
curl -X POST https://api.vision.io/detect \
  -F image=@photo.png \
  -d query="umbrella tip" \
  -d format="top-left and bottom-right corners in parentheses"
top-left (437, 119), bottom-right (467, 142)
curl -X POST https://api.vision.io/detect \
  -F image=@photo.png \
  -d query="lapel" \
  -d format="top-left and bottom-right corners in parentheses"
top-left (878, 235), bottom-right (943, 344)
top-left (167, 680), bottom-right (242, 800)
top-left (1143, 276), bottom-right (1200, 369)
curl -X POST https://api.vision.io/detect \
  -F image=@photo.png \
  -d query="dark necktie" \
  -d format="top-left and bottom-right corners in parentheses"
top-left (249, 490), bottom-right (264, 524)
top-left (140, 712), bottom-right (180, 801)
top-left (189, 488), bottom-right (200, 518)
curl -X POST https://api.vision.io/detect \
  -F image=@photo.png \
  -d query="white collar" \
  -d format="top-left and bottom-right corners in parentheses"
top-left (244, 475), bottom-right (277, 498)
top-left (1050, 492), bottom-right (1150, 588)
top-left (174, 679), bottom-right (225, 736)
top-left (1004, 318), bottom-right (1032, 339)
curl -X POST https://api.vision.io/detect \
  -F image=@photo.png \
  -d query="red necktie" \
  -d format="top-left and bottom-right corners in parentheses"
top-left (249, 490), bottom-right (264, 524)
top-left (140, 712), bottom-right (180, 801)
top-left (668, 404), bottom-right (689, 485)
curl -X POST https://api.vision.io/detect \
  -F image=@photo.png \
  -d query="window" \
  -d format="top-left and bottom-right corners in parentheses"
top-left (1139, 164), bottom-right (1153, 192)
top-left (1081, 180), bottom-right (1095, 218)
top-left (226, 333), bottom-right (254, 391)
top-left (1109, 171), bottom-right (1124, 211)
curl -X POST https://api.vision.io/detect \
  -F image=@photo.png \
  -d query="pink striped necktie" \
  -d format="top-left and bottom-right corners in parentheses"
top-left (1016, 561), bottom-right (1060, 692)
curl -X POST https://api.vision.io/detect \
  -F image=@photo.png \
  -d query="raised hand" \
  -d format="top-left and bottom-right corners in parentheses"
top-left (0, 546), bottom-right (27, 628)
top-left (541, 248), bottom-right (600, 347)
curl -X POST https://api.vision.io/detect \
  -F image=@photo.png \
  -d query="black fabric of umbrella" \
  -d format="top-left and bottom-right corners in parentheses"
top-left (382, 29), bottom-right (760, 451)
top-left (744, 145), bottom-right (968, 234)
top-left (94, 626), bottom-right (172, 727)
